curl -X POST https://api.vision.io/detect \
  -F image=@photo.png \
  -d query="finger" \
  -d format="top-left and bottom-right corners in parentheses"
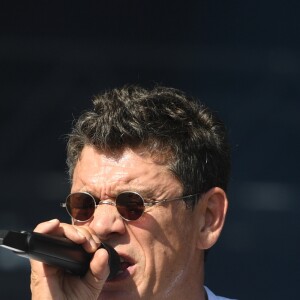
top-left (34, 220), bottom-right (88, 247)
top-left (35, 221), bottom-right (100, 253)
top-left (34, 219), bottom-right (60, 233)
top-left (83, 248), bottom-right (110, 290)
top-left (58, 224), bottom-right (101, 252)
top-left (75, 227), bottom-right (101, 253)
top-left (53, 224), bottom-right (101, 253)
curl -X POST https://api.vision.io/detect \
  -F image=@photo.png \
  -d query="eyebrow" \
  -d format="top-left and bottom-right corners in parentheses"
top-left (86, 187), bottom-right (157, 201)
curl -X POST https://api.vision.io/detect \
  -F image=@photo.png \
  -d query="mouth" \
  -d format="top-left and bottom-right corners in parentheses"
top-left (108, 255), bottom-right (134, 281)
top-left (119, 256), bottom-right (133, 272)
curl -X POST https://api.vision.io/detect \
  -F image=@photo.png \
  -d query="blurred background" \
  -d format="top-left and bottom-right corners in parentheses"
top-left (0, 1), bottom-right (299, 299)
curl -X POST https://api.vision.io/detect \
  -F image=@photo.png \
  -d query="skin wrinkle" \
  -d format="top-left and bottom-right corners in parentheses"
top-left (153, 202), bottom-right (196, 298)
top-left (132, 203), bottom-right (194, 296)
top-left (73, 148), bottom-right (180, 203)
top-left (30, 86), bottom-right (230, 300)
top-left (163, 269), bottom-right (185, 299)
top-left (70, 145), bottom-right (203, 299)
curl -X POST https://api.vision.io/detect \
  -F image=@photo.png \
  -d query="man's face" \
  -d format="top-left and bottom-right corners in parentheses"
top-left (71, 145), bottom-right (203, 299)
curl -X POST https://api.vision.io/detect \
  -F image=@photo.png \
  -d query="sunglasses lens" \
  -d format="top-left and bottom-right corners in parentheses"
top-left (116, 192), bottom-right (145, 220)
top-left (66, 193), bottom-right (95, 221)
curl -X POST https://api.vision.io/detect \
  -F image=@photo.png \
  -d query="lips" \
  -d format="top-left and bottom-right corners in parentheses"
top-left (111, 255), bottom-right (134, 279)
top-left (118, 255), bottom-right (133, 271)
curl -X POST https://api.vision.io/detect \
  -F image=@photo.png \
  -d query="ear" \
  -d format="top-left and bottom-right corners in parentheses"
top-left (195, 187), bottom-right (228, 250)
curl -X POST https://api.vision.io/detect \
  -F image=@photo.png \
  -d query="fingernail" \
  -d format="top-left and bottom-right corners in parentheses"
top-left (89, 238), bottom-right (97, 250)
top-left (77, 230), bottom-right (85, 238)
top-left (92, 234), bottom-right (101, 245)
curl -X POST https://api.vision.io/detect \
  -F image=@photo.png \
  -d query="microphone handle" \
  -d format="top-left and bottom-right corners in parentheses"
top-left (0, 230), bottom-right (120, 280)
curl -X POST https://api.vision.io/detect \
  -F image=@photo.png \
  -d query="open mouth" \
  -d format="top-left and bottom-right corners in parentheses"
top-left (109, 255), bottom-right (134, 280)
top-left (119, 256), bottom-right (133, 272)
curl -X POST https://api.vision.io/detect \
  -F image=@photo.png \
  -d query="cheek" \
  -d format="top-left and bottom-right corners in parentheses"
top-left (139, 205), bottom-right (194, 256)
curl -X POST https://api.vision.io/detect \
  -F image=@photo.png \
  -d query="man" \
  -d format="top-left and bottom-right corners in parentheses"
top-left (30, 85), bottom-right (233, 299)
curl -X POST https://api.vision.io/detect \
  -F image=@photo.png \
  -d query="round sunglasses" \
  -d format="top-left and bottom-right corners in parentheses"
top-left (60, 191), bottom-right (200, 222)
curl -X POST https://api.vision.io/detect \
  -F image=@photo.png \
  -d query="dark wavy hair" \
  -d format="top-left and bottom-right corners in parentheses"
top-left (66, 85), bottom-right (230, 207)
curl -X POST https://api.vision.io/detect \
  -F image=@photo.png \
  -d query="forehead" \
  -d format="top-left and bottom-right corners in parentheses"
top-left (71, 145), bottom-right (182, 196)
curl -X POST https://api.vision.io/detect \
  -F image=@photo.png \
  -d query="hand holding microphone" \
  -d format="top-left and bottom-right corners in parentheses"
top-left (0, 219), bottom-right (120, 300)
top-left (0, 229), bottom-right (120, 279)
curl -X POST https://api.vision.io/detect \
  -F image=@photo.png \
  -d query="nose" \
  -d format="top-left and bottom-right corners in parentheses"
top-left (89, 200), bottom-right (126, 240)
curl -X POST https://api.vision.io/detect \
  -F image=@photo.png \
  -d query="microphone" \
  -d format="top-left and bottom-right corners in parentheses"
top-left (0, 230), bottom-right (120, 280)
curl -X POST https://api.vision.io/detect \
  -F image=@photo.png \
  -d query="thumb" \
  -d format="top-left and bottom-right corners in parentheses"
top-left (83, 248), bottom-right (110, 292)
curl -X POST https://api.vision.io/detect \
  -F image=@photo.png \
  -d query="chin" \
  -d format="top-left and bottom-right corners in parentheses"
top-left (98, 290), bottom-right (139, 300)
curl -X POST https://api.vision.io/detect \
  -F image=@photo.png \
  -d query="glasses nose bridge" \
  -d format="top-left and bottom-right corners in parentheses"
top-left (96, 199), bottom-right (116, 208)
top-left (93, 198), bottom-right (122, 223)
